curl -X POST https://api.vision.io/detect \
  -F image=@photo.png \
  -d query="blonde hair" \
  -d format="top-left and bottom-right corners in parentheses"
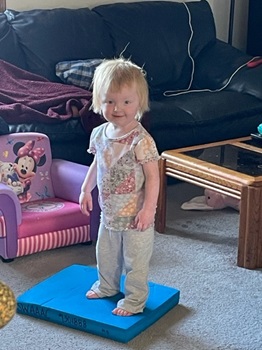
top-left (91, 58), bottom-right (149, 120)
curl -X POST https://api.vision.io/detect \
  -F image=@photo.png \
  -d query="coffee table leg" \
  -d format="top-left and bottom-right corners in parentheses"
top-left (238, 185), bottom-right (262, 269)
top-left (155, 158), bottom-right (167, 233)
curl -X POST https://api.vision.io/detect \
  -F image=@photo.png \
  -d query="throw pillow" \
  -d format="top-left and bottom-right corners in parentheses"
top-left (55, 58), bottom-right (103, 89)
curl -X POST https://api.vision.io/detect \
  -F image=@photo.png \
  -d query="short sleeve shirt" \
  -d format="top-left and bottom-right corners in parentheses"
top-left (88, 122), bottom-right (160, 231)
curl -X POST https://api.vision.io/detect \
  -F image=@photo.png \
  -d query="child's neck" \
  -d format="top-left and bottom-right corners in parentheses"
top-left (107, 120), bottom-right (139, 138)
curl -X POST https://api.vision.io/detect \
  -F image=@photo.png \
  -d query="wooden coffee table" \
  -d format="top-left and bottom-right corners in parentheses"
top-left (155, 137), bottom-right (262, 269)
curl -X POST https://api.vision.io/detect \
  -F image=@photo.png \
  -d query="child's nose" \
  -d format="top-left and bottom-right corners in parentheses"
top-left (114, 104), bottom-right (121, 112)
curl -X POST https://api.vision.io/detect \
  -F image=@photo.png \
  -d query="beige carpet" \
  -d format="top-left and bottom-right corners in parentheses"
top-left (1, 182), bottom-right (261, 350)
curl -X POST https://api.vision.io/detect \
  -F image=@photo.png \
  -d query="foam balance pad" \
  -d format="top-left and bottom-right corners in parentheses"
top-left (17, 265), bottom-right (180, 343)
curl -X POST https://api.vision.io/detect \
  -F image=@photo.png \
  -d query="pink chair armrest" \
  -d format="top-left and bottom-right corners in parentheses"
top-left (51, 159), bottom-right (89, 202)
top-left (0, 183), bottom-right (21, 258)
top-left (51, 159), bottom-right (100, 241)
top-left (0, 183), bottom-right (22, 225)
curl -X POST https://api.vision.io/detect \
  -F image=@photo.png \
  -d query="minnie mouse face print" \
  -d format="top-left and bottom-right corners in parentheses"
top-left (5, 139), bottom-right (46, 203)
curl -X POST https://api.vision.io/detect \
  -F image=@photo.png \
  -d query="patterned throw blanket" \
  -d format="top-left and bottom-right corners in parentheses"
top-left (0, 59), bottom-right (94, 124)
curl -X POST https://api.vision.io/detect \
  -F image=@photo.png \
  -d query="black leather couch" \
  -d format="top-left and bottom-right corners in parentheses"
top-left (1, 0), bottom-right (262, 165)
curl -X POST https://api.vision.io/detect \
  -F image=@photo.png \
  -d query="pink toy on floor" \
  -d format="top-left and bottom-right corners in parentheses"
top-left (204, 189), bottom-right (240, 211)
top-left (181, 189), bottom-right (240, 211)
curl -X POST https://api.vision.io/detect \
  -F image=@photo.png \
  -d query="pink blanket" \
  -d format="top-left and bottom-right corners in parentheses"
top-left (0, 59), bottom-right (93, 124)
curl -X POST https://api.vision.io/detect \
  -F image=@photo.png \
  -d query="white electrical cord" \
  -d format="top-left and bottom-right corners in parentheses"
top-left (163, 2), bottom-right (260, 97)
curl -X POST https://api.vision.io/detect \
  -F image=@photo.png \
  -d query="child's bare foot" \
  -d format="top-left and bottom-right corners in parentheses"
top-left (86, 290), bottom-right (99, 299)
top-left (112, 307), bottom-right (133, 317)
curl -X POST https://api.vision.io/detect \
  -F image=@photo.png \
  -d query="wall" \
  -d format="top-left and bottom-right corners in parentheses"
top-left (209, 0), bottom-right (248, 52)
top-left (6, 0), bottom-right (248, 51)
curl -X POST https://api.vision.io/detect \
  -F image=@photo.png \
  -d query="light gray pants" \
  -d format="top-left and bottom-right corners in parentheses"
top-left (90, 223), bottom-right (154, 314)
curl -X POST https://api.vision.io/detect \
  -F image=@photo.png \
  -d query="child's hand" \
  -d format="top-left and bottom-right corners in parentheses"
top-left (79, 192), bottom-right (93, 216)
top-left (134, 208), bottom-right (155, 231)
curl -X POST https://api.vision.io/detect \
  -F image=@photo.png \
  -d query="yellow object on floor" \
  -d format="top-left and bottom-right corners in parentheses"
top-left (0, 281), bottom-right (16, 328)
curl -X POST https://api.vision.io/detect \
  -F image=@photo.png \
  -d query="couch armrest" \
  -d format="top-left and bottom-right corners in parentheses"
top-left (193, 40), bottom-right (262, 100)
top-left (227, 60), bottom-right (262, 101)
top-left (51, 159), bottom-right (100, 240)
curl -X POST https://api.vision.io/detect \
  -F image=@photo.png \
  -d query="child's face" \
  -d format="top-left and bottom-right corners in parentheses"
top-left (100, 83), bottom-right (140, 127)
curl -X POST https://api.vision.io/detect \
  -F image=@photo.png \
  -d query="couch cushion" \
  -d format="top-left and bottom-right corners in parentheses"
top-left (152, 91), bottom-right (262, 126)
top-left (0, 12), bottom-right (27, 70)
top-left (5, 8), bottom-right (114, 81)
top-left (143, 91), bottom-right (262, 153)
top-left (93, 0), bottom-right (216, 93)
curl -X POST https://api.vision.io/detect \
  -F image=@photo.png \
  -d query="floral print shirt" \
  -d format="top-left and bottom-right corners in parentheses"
top-left (88, 122), bottom-right (160, 231)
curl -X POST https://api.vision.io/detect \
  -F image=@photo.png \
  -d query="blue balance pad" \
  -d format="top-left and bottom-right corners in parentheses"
top-left (17, 265), bottom-right (180, 343)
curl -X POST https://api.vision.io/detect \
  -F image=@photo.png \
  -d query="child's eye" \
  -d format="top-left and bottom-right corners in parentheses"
top-left (124, 100), bottom-right (130, 105)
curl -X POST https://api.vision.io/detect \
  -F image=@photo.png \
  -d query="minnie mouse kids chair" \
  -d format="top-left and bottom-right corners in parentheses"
top-left (0, 132), bottom-right (99, 262)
